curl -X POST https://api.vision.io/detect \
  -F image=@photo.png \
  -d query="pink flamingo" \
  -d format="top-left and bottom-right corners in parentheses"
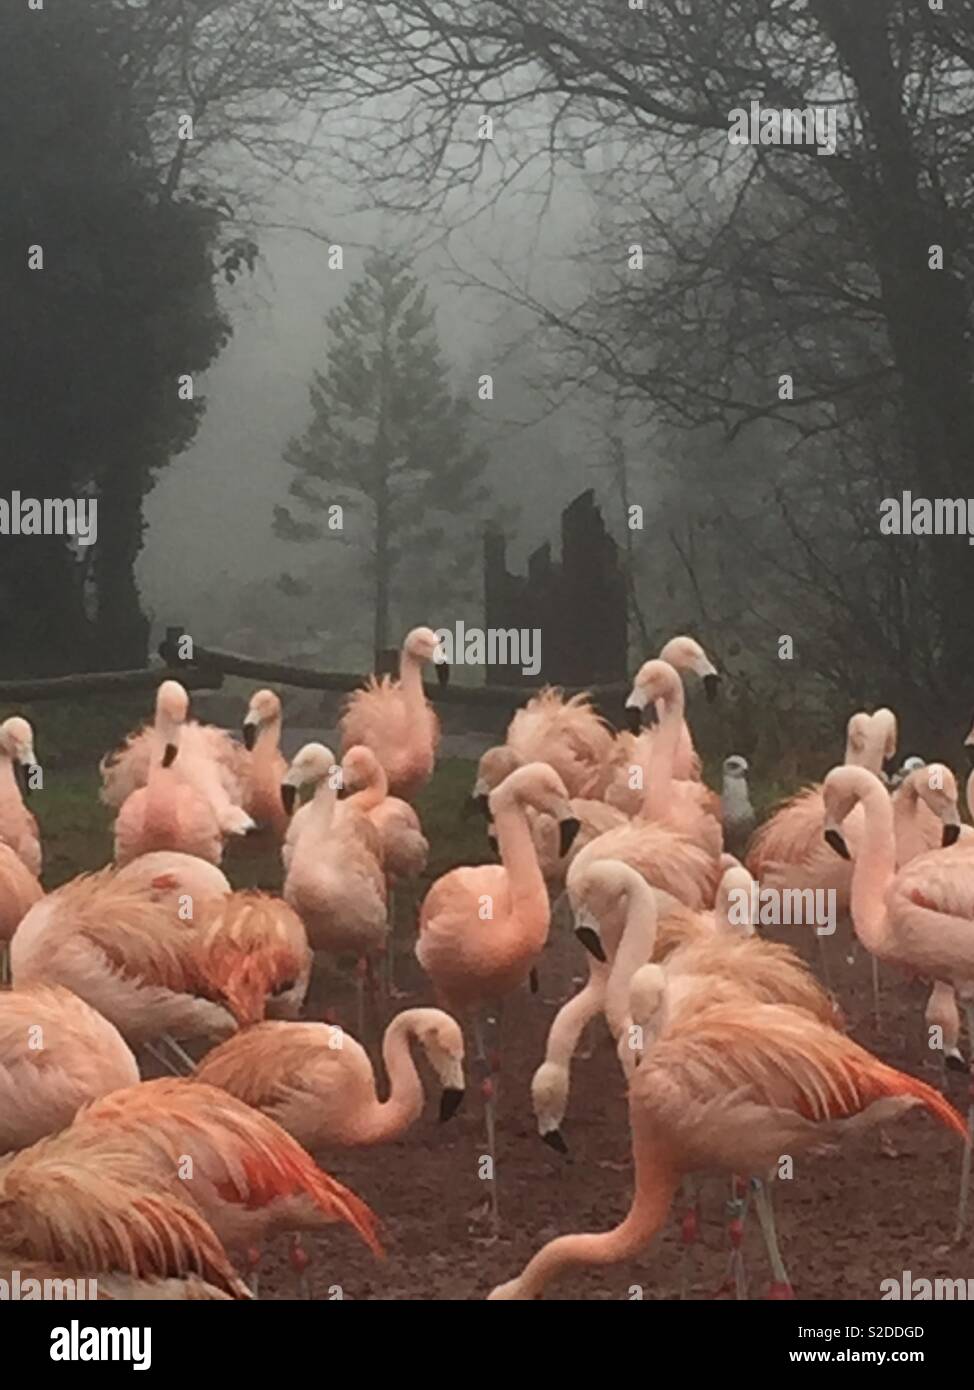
top-left (239, 688), bottom-right (289, 843)
top-left (281, 743), bottom-right (387, 1033)
top-left (111, 849), bottom-right (231, 912)
top-left (605, 635), bottom-right (718, 812)
top-left (196, 1008), bottom-right (466, 1147)
top-left (417, 761), bottom-right (580, 1231)
top-left (0, 982), bottom-right (139, 1152)
top-left (113, 739), bottom-right (224, 866)
top-left (100, 680), bottom-right (247, 812)
top-left (0, 842), bottom-right (43, 985)
top-left (339, 626), bottom-right (445, 800)
top-left (621, 658), bottom-right (723, 859)
top-left (489, 966), bottom-right (966, 1299)
top-left (472, 687), bottom-right (616, 805)
top-left (822, 763), bottom-right (974, 1236)
top-left (0, 716), bottom-right (41, 876)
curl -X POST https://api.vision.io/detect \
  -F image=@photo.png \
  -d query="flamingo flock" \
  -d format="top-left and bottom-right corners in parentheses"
top-left (0, 624), bottom-right (971, 1300)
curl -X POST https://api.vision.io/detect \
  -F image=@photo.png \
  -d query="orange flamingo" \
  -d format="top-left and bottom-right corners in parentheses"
top-left (418, 761), bottom-right (580, 1231)
top-left (489, 967), bottom-right (966, 1299)
top-left (67, 1078), bottom-right (382, 1292)
top-left (0, 841), bottom-right (43, 985)
top-left (472, 687), bottom-right (616, 805)
top-left (0, 715), bottom-right (41, 877)
top-left (0, 982), bottom-right (139, 1152)
top-left (112, 850), bottom-right (231, 911)
top-left (823, 763), bottom-right (974, 1237)
top-left (339, 626), bottom-right (445, 800)
top-left (197, 1008), bottom-right (466, 1146)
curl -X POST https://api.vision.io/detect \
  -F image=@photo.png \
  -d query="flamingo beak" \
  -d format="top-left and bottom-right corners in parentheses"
top-left (439, 1087), bottom-right (464, 1122)
top-left (965, 744), bottom-right (974, 770)
top-left (465, 793), bottom-right (489, 818)
top-left (541, 1128), bottom-right (568, 1155)
top-left (242, 721), bottom-right (257, 751)
top-left (558, 816), bottom-right (581, 857)
top-left (161, 743), bottom-right (178, 768)
top-left (487, 831), bottom-right (499, 855)
top-left (624, 705), bottom-right (643, 735)
top-left (14, 761), bottom-right (34, 797)
top-left (703, 673), bottom-right (720, 703)
top-left (882, 755), bottom-right (898, 779)
top-left (824, 827), bottom-right (851, 860)
top-left (943, 822), bottom-right (962, 848)
top-left (281, 783), bottom-right (297, 815)
top-left (435, 660), bottom-right (450, 688)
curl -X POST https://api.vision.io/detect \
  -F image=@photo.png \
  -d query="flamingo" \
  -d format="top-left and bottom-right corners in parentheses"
top-left (65, 1078), bottom-right (382, 1291)
top-left (604, 634), bottom-right (718, 812)
top-left (472, 687), bottom-right (616, 805)
top-left (822, 763), bottom-right (974, 1237)
top-left (488, 967), bottom-right (966, 1299)
top-left (239, 688), bottom-right (289, 843)
top-left (0, 983), bottom-right (139, 1152)
top-left (0, 841), bottom-right (43, 985)
top-left (114, 739), bottom-right (224, 866)
top-left (417, 761), bottom-right (580, 1232)
top-left (196, 1008), bottom-right (466, 1146)
top-left (194, 890), bottom-right (312, 1026)
top-left (621, 659), bottom-right (722, 859)
top-left (9, 870), bottom-right (301, 1066)
top-left (0, 715), bottom-right (41, 877)
top-left (112, 850), bottom-right (231, 912)
top-left (282, 743), bottom-right (387, 1034)
top-left (339, 626), bottom-right (445, 800)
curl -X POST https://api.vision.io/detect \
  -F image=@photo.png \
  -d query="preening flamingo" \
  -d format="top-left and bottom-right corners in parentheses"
top-left (197, 1008), bottom-right (466, 1147)
top-left (605, 634), bottom-right (718, 813)
top-left (195, 890), bottom-right (312, 1026)
top-left (489, 969), bottom-right (966, 1299)
top-left (0, 841), bottom-right (43, 985)
top-left (112, 850), bottom-right (231, 911)
top-left (341, 743), bottom-right (429, 883)
top-left (822, 763), bottom-right (974, 1236)
top-left (9, 870), bottom-right (302, 1065)
top-left (69, 1078), bottom-right (383, 1288)
top-left (114, 739), bottom-right (224, 866)
top-left (473, 687), bottom-right (616, 805)
top-left (282, 743), bottom-right (387, 1032)
top-left (0, 982), bottom-right (139, 1152)
top-left (0, 715), bottom-right (41, 877)
top-left (239, 688), bottom-right (289, 843)
top-left (339, 626), bottom-right (445, 800)
top-left (418, 761), bottom-right (580, 1230)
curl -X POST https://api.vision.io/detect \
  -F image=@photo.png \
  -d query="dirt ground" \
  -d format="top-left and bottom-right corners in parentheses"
top-left (247, 913), bottom-right (974, 1302)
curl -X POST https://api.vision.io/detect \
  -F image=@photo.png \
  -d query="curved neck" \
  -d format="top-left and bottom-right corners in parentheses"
top-left (642, 688), bottom-right (683, 819)
top-left (253, 718), bottom-right (281, 762)
top-left (544, 966), bottom-right (608, 1065)
top-left (347, 765), bottom-right (388, 814)
top-left (301, 778), bottom-right (338, 842)
top-left (0, 753), bottom-right (19, 800)
top-left (493, 796), bottom-right (549, 933)
top-left (507, 1139), bottom-right (680, 1298)
top-left (144, 762), bottom-right (180, 841)
top-left (398, 647), bottom-right (426, 718)
top-left (605, 879), bottom-right (658, 1038)
top-left (354, 1016), bottom-right (425, 1143)
top-left (967, 769), bottom-right (974, 826)
top-left (848, 785), bottom-right (896, 955)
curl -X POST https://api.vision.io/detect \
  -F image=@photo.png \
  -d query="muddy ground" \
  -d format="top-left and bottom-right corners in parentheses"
top-left (249, 914), bottom-right (974, 1302)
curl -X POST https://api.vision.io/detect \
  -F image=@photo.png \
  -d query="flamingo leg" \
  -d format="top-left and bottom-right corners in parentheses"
top-left (0, 940), bottom-right (8, 988)
top-left (871, 955), bottom-right (882, 1034)
top-left (676, 1176), bottom-right (700, 1300)
top-left (814, 929), bottom-right (833, 995)
top-left (355, 957), bottom-right (366, 1041)
top-left (383, 882), bottom-right (396, 1002)
top-left (752, 1178), bottom-right (794, 1297)
top-left (954, 1001), bottom-right (974, 1242)
top-left (474, 1011), bottom-right (501, 1236)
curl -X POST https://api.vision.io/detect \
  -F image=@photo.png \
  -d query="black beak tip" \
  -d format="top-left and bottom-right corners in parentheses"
top-left (541, 1128), bottom-right (569, 1155)
top-left (946, 1052), bottom-right (969, 1074)
top-left (161, 743), bottom-right (178, 768)
top-left (336, 784), bottom-right (350, 801)
top-left (242, 723), bottom-right (257, 752)
top-left (15, 763), bottom-right (33, 796)
top-left (824, 827), bottom-right (851, 861)
top-left (465, 793), bottom-right (489, 819)
top-left (943, 823), bottom-right (962, 848)
top-left (704, 673), bottom-right (720, 703)
top-left (529, 967), bottom-right (539, 995)
top-left (487, 832), bottom-right (499, 855)
top-left (574, 924), bottom-right (607, 962)
top-left (965, 744), bottom-right (974, 771)
top-left (623, 705), bottom-right (643, 735)
top-left (559, 816), bottom-right (582, 858)
top-left (436, 660), bottom-right (450, 688)
top-left (439, 1087), bottom-right (464, 1122)
top-left (281, 784), bottom-right (297, 815)
top-left (882, 755), bottom-right (898, 778)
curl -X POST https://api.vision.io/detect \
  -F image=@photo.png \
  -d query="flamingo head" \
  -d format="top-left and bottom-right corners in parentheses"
top-left (281, 742), bottom-right (339, 815)
top-left (0, 715), bottom-right (38, 795)
top-left (904, 762), bottom-right (963, 846)
top-left (490, 762), bottom-right (579, 856)
top-left (531, 1060), bottom-right (570, 1154)
top-left (628, 963), bottom-right (668, 1058)
top-left (658, 634), bottom-right (720, 700)
top-left (822, 764), bottom-right (884, 859)
top-left (623, 658), bottom-right (683, 733)
top-left (242, 688), bottom-right (281, 750)
top-left (566, 858), bottom-right (647, 961)
top-left (410, 1009), bottom-right (465, 1121)
top-left (469, 745), bottom-right (522, 818)
top-left (406, 626), bottom-right (449, 685)
top-left (156, 680), bottom-right (189, 766)
top-left (340, 744), bottom-right (384, 799)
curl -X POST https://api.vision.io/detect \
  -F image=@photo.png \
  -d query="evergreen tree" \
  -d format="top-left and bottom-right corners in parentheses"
top-left (278, 251), bottom-right (489, 660)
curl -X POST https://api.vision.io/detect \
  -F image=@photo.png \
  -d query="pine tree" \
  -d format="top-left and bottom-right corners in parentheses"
top-left (278, 251), bottom-right (489, 660)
